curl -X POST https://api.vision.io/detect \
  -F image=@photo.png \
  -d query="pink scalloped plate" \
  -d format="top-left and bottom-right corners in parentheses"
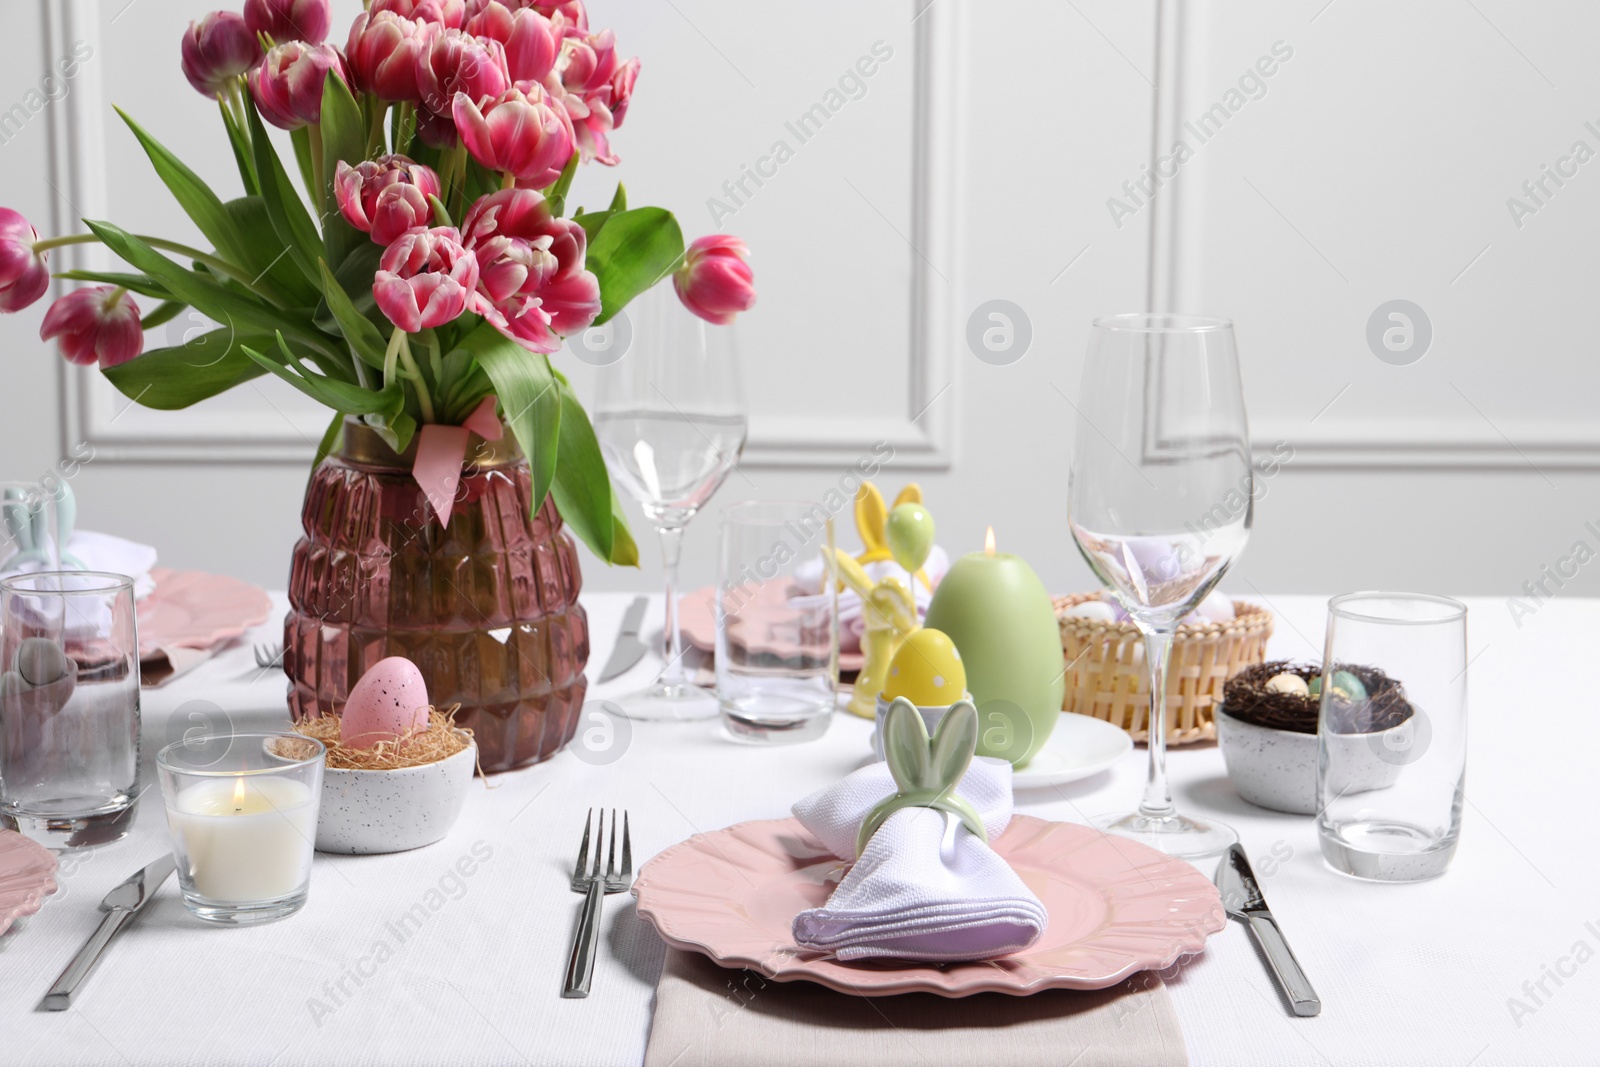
top-left (0, 830), bottom-right (58, 936)
top-left (680, 586), bottom-right (865, 673)
top-left (633, 815), bottom-right (1226, 997)
top-left (137, 567), bottom-right (273, 656)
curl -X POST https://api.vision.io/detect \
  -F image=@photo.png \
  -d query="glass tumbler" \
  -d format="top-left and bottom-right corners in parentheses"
top-left (157, 733), bottom-right (325, 925)
top-left (716, 501), bottom-right (838, 743)
top-left (1317, 592), bottom-right (1468, 882)
top-left (0, 572), bottom-right (140, 847)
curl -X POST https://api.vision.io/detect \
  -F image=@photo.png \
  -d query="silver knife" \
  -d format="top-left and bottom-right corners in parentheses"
top-left (40, 853), bottom-right (176, 1011)
top-left (1215, 844), bottom-right (1321, 1017)
top-left (597, 596), bottom-right (650, 682)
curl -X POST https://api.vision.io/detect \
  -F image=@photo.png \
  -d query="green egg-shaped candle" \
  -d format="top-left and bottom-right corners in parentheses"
top-left (923, 529), bottom-right (1064, 765)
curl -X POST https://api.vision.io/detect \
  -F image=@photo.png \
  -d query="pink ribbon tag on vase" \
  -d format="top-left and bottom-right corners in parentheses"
top-left (410, 397), bottom-right (502, 528)
top-left (462, 395), bottom-right (503, 442)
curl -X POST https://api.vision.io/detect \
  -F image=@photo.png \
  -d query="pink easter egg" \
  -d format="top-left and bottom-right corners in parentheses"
top-left (339, 657), bottom-right (430, 749)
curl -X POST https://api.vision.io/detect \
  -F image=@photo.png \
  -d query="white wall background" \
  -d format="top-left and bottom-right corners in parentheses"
top-left (1, 0), bottom-right (1596, 620)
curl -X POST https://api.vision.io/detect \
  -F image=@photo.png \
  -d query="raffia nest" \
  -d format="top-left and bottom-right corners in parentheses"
top-left (1222, 661), bottom-right (1413, 736)
top-left (293, 706), bottom-right (475, 771)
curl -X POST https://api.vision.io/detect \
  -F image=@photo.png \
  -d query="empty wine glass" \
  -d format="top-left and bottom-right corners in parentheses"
top-left (593, 283), bottom-right (748, 720)
top-left (1068, 314), bottom-right (1252, 858)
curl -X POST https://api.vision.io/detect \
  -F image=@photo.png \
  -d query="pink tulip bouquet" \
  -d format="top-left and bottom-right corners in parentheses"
top-left (0, 0), bottom-right (758, 565)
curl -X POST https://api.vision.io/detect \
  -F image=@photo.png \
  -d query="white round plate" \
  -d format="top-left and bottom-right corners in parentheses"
top-left (865, 711), bottom-right (1132, 788)
top-left (1011, 713), bottom-right (1132, 788)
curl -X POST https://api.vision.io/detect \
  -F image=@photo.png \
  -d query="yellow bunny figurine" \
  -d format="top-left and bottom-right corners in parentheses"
top-left (830, 549), bottom-right (921, 719)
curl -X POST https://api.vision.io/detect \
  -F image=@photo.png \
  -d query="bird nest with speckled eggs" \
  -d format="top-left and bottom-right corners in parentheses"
top-left (294, 706), bottom-right (474, 770)
top-left (1223, 661), bottom-right (1413, 736)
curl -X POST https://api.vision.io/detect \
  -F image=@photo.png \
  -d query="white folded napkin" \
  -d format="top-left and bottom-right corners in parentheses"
top-left (65, 531), bottom-right (159, 600)
top-left (790, 757), bottom-right (1048, 962)
top-left (4, 530), bottom-right (158, 600)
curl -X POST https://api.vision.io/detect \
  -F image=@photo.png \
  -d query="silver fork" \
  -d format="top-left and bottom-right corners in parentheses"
top-left (253, 643), bottom-right (283, 669)
top-left (562, 808), bottom-right (632, 998)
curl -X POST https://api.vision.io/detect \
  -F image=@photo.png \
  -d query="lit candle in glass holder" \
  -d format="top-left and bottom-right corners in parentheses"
top-left (157, 734), bottom-right (324, 925)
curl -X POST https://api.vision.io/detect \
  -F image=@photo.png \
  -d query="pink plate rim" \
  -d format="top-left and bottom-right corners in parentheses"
top-left (137, 567), bottom-right (273, 655)
top-left (633, 815), bottom-right (1227, 997)
top-left (0, 830), bottom-right (59, 936)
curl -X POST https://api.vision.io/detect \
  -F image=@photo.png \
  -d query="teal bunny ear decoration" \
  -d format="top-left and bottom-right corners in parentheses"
top-left (856, 697), bottom-right (987, 855)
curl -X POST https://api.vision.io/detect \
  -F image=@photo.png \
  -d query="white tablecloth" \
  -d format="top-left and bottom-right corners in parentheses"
top-left (2, 592), bottom-right (1595, 1066)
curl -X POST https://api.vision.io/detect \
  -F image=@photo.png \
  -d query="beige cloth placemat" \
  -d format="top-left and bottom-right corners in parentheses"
top-left (643, 950), bottom-right (1187, 1067)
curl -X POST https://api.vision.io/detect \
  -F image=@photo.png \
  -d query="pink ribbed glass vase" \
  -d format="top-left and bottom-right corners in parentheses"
top-left (284, 419), bottom-right (589, 772)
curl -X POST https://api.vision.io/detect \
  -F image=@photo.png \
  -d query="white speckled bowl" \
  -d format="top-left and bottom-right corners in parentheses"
top-left (1216, 708), bottom-right (1411, 815)
top-left (315, 732), bottom-right (477, 854)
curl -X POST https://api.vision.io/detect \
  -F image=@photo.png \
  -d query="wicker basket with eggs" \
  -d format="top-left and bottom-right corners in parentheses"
top-left (1054, 592), bottom-right (1274, 744)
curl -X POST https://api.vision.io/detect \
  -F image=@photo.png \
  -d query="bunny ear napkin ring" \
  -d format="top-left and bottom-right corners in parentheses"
top-left (855, 697), bottom-right (988, 856)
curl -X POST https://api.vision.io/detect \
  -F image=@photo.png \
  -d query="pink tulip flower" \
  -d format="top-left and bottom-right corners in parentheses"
top-left (251, 41), bottom-right (349, 129)
top-left (559, 28), bottom-right (618, 96)
top-left (553, 86), bottom-right (615, 165)
top-left (673, 235), bottom-right (756, 325)
top-left (608, 56), bottom-right (639, 128)
top-left (374, 227), bottom-right (482, 332)
top-left (335, 156), bottom-right (443, 245)
top-left (181, 12), bottom-right (264, 99)
top-left (463, 0), bottom-right (586, 34)
top-left (40, 287), bottom-right (143, 369)
top-left (346, 11), bottom-right (435, 102)
top-left (547, 30), bottom-right (637, 164)
top-left (415, 28), bottom-right (509, 118)
top-left (415, 106), bottom-right (459, 148)
top-left (461, 188), bottom-right (599, 352)
top-left (465, 2), bottom-right (560, 83)
top-left (453, 85), bottom-right (572, 187)
top-left (243, 0), bottom-right (331, 45)
top-left (0, 209), bottom-right (50, 314)
top-left (371, 0), bottom-right (467, 29)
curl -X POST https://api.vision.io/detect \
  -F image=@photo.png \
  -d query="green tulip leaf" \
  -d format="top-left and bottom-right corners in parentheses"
top-left (316, 258), bottom-right (387, 370)
top-left (317, 71), bottom-right (366, 271)
top-left (102, 328), bottom-right (276, 409)
top-left (219, 100), bottom-right (259, 196)
top-left (139, 300), bottom-right (188, 331)
top-left (584, 207), bottom-right (684, 325)
top-left (247, 100), bottom-right (323, 285)
top-left (53, 270), bottom-right (173, 302)
top-left (460, 320), bottom-right (561, 513)
top-left (545, 151), bottom-right (580, 216)
top-left (239, 337), bottom-right (400, 415)
top-left (85, 222), bottom-right (322, 351)
top-left (84, 221), bottom-right (341, 372)
top-left (310, 411), bottom-right (344, 479)
top-left (114, 107), bottom-right (247, 269)
top-left (608, 485), bottom-right (638, 567)
top-left (223, 197), bottom-right (320, 307)
top-left (549, 378), bottom-right (614, 561)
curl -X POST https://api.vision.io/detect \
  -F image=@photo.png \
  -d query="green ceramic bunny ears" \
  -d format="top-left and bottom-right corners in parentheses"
top-left (855, 696), bottom-right (987, 856)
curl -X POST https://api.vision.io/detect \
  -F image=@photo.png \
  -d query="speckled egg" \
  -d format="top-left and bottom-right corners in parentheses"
top-left (340, 657), bottom-right (430, 749)
top-left (881, 628), bottom-right (966, 706)
top-left (1264, 672), bottom-right (1310, 698)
